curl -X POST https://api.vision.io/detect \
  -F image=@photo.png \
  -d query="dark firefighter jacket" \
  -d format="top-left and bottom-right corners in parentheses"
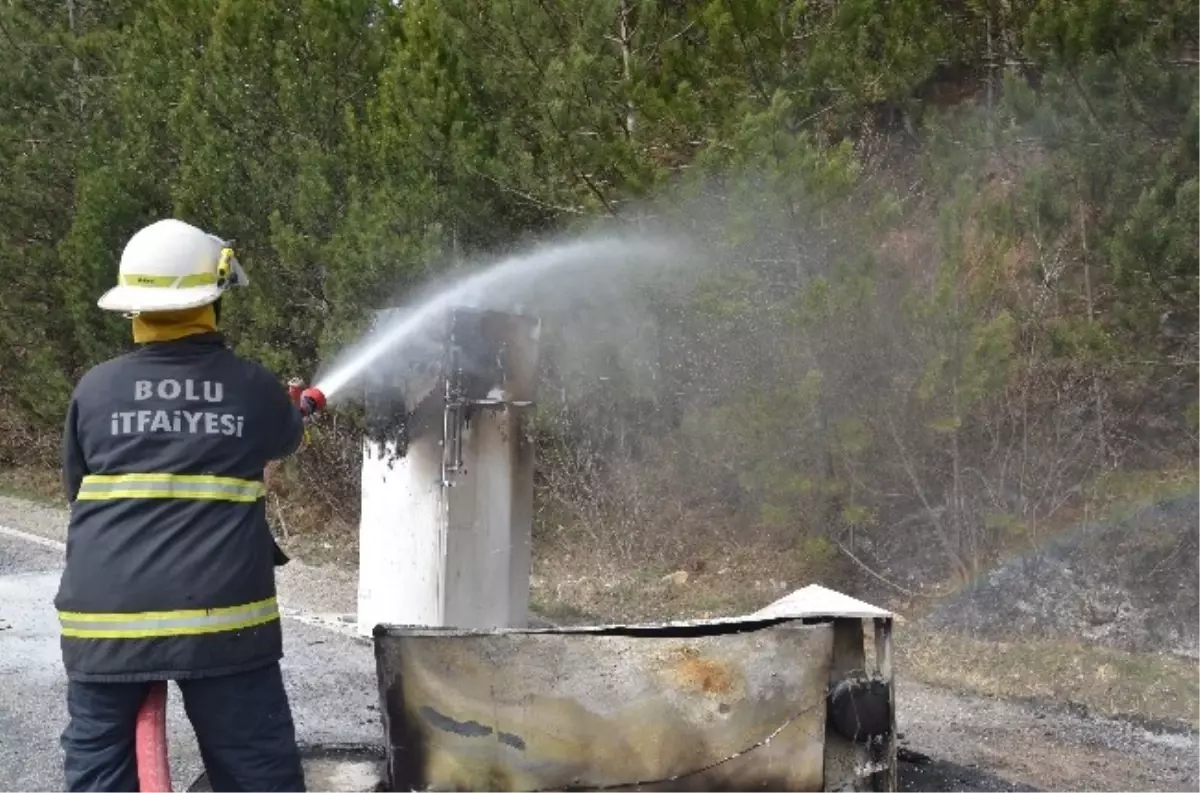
top-left (54, 332), bottom-right (305, 682)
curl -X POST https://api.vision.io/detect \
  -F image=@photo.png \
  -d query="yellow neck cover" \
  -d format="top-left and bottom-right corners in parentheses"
top-left (132, 305), bottom-right (218, 344)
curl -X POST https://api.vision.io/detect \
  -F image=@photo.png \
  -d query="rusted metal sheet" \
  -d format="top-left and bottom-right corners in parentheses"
top-left (374, 619), bottom-right (834, 791)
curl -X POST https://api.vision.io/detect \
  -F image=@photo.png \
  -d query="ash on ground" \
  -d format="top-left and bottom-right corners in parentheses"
top-left (923, 494), bottom-right (1199, 658)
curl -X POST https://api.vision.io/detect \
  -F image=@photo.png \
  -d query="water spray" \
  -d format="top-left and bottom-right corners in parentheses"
top-left (310, 234), bottom-right (685, 405)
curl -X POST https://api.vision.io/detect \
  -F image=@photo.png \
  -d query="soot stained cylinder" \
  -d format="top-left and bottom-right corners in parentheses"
top-left (357, 307), bottom-right (541, 637)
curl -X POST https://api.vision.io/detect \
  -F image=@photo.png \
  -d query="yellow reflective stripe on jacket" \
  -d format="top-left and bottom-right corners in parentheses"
top-left (59, 597), bottom-right (279, 639)
top-left (76, 473), bottom-right (265, 503)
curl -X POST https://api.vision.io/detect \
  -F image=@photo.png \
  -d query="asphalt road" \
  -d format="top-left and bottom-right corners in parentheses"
top-left (0, 528), bottom-right (380, 792)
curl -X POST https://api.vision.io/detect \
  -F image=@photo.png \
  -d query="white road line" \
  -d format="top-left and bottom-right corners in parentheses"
top-left (279, 606), bottom-right (364, 639)
top-left (0, 523), bottom-right (65, 551)
top-left (0, 522), bottom-right (361, 639)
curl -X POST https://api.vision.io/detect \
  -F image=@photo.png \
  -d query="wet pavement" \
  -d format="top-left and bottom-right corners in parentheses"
top-left (0, 529), bottom-right (379, 792)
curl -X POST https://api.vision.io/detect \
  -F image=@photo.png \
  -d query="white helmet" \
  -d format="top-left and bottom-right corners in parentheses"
top-left (97, 218), bottom-right (249, 314)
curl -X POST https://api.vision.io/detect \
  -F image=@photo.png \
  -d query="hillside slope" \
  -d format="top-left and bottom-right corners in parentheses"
top-left (923, 493), bottom-right (1199, 658)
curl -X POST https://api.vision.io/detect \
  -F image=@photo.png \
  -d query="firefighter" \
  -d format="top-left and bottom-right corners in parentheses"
top-left (54, 218), bottom-right (308, 791)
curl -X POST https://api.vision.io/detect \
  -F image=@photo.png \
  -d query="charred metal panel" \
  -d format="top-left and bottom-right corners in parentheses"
top-left (753, 586), bottom-right (898, 791)
top-left (871, 618), bottom-right (897, 793)
top-left (440, 308), bottom-right (540, 629)
top-left (823, 618), bottom-right (872, 792)
top-left (358, 306), bottom-right (540, 636)
top-left (446, 308), bottom-right (540, 405)
top-left (821, 617), bottom-right (897, 793)
top-left (374, 619), bottom-right (835, 792)
top-left (359, 307), bottom-right (447, 456)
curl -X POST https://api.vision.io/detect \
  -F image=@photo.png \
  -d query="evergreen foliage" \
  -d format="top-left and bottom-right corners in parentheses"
top-left (1, 0), bottom-right (1194, 578)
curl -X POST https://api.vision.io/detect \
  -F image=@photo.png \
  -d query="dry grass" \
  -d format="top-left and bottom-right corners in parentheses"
top-left (896, 623), bottom-right (1199, 729)
top-left (259, 454), bottom-right (360, 567)
top-left (1034, 461), bottom-right (1199, 546)
top-left (530, 537), bottom-right (859, 625)
top-left (0, 467), bottom-right (63, 505)
top-left (1083, 463), bottom-right (1199, 519)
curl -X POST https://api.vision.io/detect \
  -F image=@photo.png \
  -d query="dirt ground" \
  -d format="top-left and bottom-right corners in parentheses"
top-left (897, 678), bottom-right (1197, 791)
top-left (922, 495), bottom-right (1200, 659)
top-left (899, 753), bottom-right (1037, 792)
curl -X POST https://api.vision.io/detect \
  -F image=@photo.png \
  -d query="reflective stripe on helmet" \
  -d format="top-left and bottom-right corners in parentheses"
top-left (59, 597), bottom-right (279, 639)
top-left (76, 473), bottom-right (266, 503)
top-left (118, 272), bottom-right (220, 288)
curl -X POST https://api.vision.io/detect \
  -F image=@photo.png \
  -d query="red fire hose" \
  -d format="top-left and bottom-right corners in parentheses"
top-left (135, 682), bottom-right (172, 791)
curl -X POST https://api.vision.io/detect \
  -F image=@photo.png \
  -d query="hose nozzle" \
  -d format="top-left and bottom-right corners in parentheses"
top-left (299, 386), bottom-right (326, 418)
top-left (287, 379), bottom-right (326, 418)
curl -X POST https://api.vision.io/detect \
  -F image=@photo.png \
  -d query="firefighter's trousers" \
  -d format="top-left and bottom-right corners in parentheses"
top-left (61, 661), bottom-right (306, 792)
